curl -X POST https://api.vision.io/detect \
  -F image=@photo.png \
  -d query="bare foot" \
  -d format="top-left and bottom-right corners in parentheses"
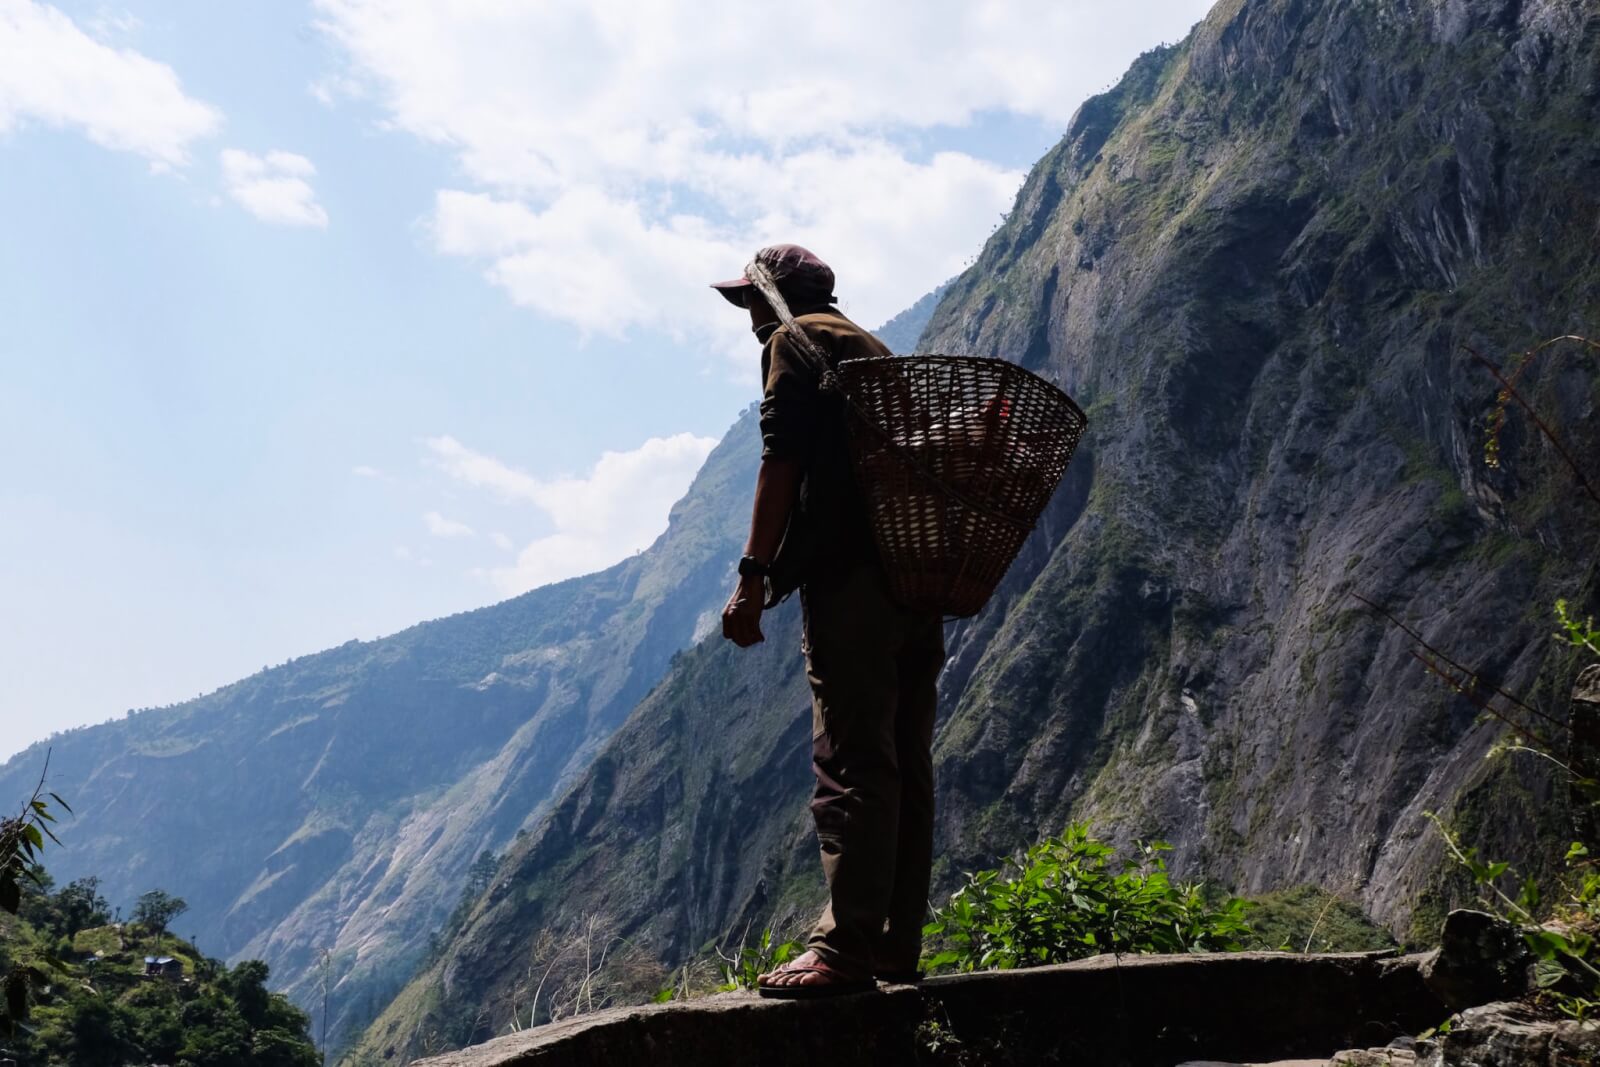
top-left (757, 949), bottom-right (871, 995)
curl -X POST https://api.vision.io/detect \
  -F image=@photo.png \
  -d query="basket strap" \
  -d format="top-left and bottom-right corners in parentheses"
top-left (744, 259), bottom-right (1030, 535)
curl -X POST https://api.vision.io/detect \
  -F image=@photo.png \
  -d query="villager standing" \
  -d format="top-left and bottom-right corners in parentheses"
top-left (715, 245), bottom-right (945, 997)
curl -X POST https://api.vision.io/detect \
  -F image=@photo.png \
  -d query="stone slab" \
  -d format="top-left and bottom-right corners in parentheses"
top-left (413, 951), bottom-right (1442, 1067)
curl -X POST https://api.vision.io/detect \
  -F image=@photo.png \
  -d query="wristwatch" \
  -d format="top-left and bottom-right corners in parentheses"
top-left (737, 555), bottom-right (771, 579)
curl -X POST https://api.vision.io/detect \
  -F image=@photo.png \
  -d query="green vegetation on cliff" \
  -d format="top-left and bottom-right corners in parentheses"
top-left (3, 868), bottom-right (320, 1067)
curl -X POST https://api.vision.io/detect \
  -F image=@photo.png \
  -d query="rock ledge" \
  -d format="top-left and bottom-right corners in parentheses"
top-left (413, 951), bottom-right (1440, 1066)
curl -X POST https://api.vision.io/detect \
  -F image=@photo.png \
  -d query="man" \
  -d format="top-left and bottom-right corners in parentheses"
top-left (713, 244), bottom-right (945, 998)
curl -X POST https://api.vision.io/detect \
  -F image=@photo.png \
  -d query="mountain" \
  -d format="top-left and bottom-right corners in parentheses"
top-left (0, 404), bottom-right (763, 1050)
top-left (872, 278), bottom-right (952, 353)
top-left (353, 0), bottom-right (1600, 1059)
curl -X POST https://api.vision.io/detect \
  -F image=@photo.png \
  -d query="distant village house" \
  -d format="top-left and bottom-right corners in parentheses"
top-left (143, 956), bottom-right (184, 981)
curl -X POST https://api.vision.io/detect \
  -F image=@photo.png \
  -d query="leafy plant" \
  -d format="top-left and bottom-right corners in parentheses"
top-left (1, 752), bottom-right (71, 1034)
top-left (1556, 600), bottom-right (1600, 660)
top-left (922, 823), bottom-right (1250, 973)
top-left (0, 753), bottom-right (68, 918)
top-left (1426, 809), bottom-right (1600, 1018)
top-left (715, 927), bottom-right (804, 991)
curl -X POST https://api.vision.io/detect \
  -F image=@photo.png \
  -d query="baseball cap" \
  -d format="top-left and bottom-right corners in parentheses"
top-left (711, 244), bottom-right (836, 307)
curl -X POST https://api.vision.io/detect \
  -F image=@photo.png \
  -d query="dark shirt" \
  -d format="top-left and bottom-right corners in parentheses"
top-left (759, 306), bottom-right (890, 601)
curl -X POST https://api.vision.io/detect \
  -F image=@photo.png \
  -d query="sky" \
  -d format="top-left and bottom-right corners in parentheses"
top-left (0, 0), bottom-right (1214, 760)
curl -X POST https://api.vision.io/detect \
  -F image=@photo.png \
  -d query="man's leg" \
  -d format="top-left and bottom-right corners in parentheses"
top-left (878, 614), bottom-right (944, 970)
top-left (803, 566), bottom-right (904, 972)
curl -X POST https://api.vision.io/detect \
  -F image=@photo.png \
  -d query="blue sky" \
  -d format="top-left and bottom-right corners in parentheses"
top-left (0, 0), bottom-right (1213, 759)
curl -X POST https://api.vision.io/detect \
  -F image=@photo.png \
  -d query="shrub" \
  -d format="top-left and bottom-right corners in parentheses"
top-left (923, 823), bottom-right (1250, 973)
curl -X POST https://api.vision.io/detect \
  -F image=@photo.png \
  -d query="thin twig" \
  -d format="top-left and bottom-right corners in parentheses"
top-left (1353, 593), bottom-right (1565, 735)
top-left (1409, 651), bottom-right (1558, 752)
top-left (528, 939), bottom-right (575, 1029)
top-left (1501, 742), bottom-right (1584, 781)
top-left (1302, 892), bottom-right (1339, 954)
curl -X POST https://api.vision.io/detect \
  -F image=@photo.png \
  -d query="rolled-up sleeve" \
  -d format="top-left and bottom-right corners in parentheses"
top-left (758, 331), bottom-right (820, 463)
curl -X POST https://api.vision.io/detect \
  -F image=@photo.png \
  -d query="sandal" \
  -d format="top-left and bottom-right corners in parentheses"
top-left (757, 949), bottom-right (875, 1000)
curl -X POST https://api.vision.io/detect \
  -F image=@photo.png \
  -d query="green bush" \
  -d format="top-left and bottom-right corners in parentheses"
top-left (923, 823), bottom-right (1251, 973)
top-left (1242, 885), bottom-right (1396, 953)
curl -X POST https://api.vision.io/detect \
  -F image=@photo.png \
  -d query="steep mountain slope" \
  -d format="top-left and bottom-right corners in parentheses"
top-left (872, 278), bottom-right (952, 352)
top-left (356, 0), bottom-right (1600, 1058)
top-left (0, 407), bottom-right (762, 1047)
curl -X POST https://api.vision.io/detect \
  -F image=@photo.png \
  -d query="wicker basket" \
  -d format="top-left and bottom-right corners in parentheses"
top-left (838, 355), bottom-right (1087, 618)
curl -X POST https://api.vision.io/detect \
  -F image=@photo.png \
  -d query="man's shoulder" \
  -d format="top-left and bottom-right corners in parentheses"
top-left (791, 308), bottom-right (854, 332)
top-left (785, 309), bottom-right (890, 356)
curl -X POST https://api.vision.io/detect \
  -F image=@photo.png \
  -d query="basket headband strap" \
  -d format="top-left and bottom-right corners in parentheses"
top-left (744, 259), bottom-right (843, 395)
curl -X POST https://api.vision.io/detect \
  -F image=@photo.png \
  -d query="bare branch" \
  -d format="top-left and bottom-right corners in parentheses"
top-left (1353, 593), bottom-right (1566, 736)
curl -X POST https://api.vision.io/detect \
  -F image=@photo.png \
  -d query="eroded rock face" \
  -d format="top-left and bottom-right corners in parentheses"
top-left (916, 0), bottom-right (1600, 935)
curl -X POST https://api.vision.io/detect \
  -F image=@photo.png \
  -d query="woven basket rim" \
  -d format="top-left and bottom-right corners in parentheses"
top-left (836, 353), bottom-right (1088, 426)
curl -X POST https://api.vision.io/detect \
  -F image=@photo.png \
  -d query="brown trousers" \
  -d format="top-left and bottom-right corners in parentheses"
top-left (801, 564), bottom-right (945, 971)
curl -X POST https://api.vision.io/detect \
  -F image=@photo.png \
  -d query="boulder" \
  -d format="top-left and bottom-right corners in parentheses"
top-left (1410, 1001), bottom-right (1600, 1066)
top-left (1547, 1017), bottom-right (1600, 1066)
top-left (1419, 911), bottom-right (1534, 1012)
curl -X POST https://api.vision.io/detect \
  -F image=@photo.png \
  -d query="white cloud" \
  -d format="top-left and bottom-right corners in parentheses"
top-left (351, 464), bottom-right (384, 478)
top-left (83, 7), bottom-right (140, 44)
top-left (423, 511), bottom-right (474, 539)
top-left (425, 432), bottom-right (717, 595)
top-left (423, 434), bottom-right (544, 501)
top-left (0, 0), bottom-right (221, 167)
top-left (313, 0), bottom-right (1212, 343)
top-left (430, 144), bottom-right (1018, 345)
top-left (221, 149), bottom-right (330, 228)
top-left (488, 531), bottom-right (513, 551)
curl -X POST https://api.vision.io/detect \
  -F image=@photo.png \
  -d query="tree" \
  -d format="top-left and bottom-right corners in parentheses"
top-left (16, 864), bottom-right (56, 930)
top-left (226, 959), bottom-right (273, 1029)
top-left (464, 849), bottom-right (499, 900)
top-left (133, 889), bottom-right (188, 940)
top-left (56, 876), bottom-right (111, 938)
top-left (62, 994), bottom-right (133, 1067)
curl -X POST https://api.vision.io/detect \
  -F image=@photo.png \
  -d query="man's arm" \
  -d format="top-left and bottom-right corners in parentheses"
top-left (722, 456), bottom-right (802, 648)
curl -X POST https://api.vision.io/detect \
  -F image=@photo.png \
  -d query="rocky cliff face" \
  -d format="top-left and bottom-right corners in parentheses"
top-left (921, 0), bottom-right (1600, 928)
top-left (353, 0), bottom-right (1600, 1059)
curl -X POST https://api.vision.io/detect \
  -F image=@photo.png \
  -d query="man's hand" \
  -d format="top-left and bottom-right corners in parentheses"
top-left (721, 574), bottom-right (766, 648)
